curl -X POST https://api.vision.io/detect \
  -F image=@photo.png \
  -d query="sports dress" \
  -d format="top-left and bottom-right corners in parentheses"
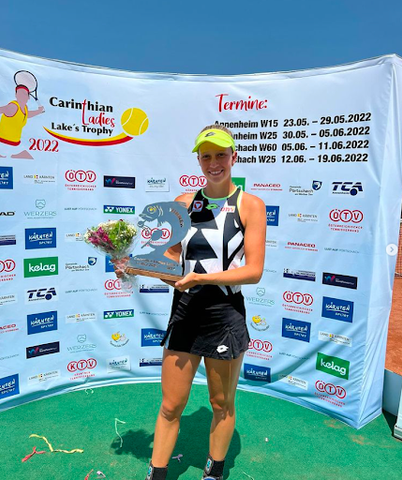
top-left (161, 187), bottom-right (250, 360)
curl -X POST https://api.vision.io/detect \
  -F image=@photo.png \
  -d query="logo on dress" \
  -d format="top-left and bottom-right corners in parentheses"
top-left (217, 345), bottom-right (229, 353)
top-left (192, 200), bottom-right (203, 212)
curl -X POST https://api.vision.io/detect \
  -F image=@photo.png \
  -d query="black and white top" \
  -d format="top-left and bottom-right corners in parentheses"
top-left (181, 187), bottom-right (245, 295)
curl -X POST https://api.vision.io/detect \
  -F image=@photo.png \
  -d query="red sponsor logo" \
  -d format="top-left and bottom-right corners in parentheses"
top-left (329, 209), bottom-right (363, 223)
top-left (67, 358), bottom-right (97, 373)
top-left (283, 291), bottom-right (313, 306)
top-left (315, 380), bottom-right (346, 399)
top-left (248, 339), bottom-right (273, 353)
top-left (105, 279), bottom-right (121, 291)
top-left (0, 259), bottom-right (15, 273)
top-left (65, 170), bottom-right (96, 183)
top-left (179, 175), bottom-right (207, 188)
top-left (0, 324), bottom-right (16, 330)
top-left (141, 228), bottom-right (171, 240)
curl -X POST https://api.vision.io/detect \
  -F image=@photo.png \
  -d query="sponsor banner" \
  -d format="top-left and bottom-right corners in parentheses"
top-left (65, 170), bottom-right (97, 191)
top-left (26, 342), bottom-right (60, 359)
top-left (139, 358), bottom-right (163, 367)
top-left (266, 206), bottom-right (279, 226)
top-left (318, 331), bottom-right (352, 347)
top-left (139, 284), bottom-right (169, 294)
top-left (107, 356), bottom-right (131, 373)
top-left (322, 272), bottom-right (358, 290)
top-left (141, 328), bottom-right (166, 347)
top-left (0, 323), bottom-right (19, 334)
top-left (28, 370), bottom-right (61, 386)
top-left (0, 374), bottom-right (19, 399)
top-left (316, 352), bottom-right (350, 380)
top-left (26, 287), bottom-right (58, 304)
top-left (246, 338), bottom-right (273, 361)
top-left (0, 167), bottom-right (13, 189)
top-left (330, 182), bottom-right (364, 197)
top-left (145, 175), bottom-right (169, 191)
top-left (104, 309), bottom-right (134, 320)
top-left (285, 241), bottom-right (318, 252)
top-left (103, 205), bottom-right (135, 215)
top-left (321, 296), bottom-right (354, 323)
top-left (27, 311), bottom-right (58, 334)
top-left (0, 258), bottom-right (16, 282)
top-left (0, 294), bottom-right (17, 306)
top-left (23, 174), bottom-right (56, 185)
top-left (110, 332), bottom-right (129, 347)
top-left (282, 318), bottom-right (311, 342)
top-left (0, 211), bottom-right (15, 217)
top-left (0, 235), bottom-right (16, 246)
top-left (251, 182), bottom-right (282, 192)
top-left (66, 335), bottom-right (97, 353)
top-left (288, 212), bottom-right (319, 224)
top-left (279, 374), bottom-right (308, 390)
top-left (66, 312), bottom-right (97, 324)
top-left (282, 291), bottom-right (313, 315)
top-left (67, 358), bottom-right (97, 380)
top-left (283, 269), bottom-right (316, 282)
top-left (315, 380), bottom-right (347, 408)
top-left (328, 209), bottom-right (363, 233)
top-left (249, 315), bottom-right (270, 331)
top-left (104, 175), bottom-right (135, 188)
top-left (244, 363), bottom-right (271, 382)
top-left (24, 199), bottom-right (57, 220)
top-left (65, 232), bottom-right (84, 242)
top-left (24, 257), bottom-right (58, 278)
top-left (25, 228), bottom-right (57, 249)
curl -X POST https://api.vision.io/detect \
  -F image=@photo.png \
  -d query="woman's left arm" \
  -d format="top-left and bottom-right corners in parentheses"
top-left (175, 194), bottom-right (266, 291)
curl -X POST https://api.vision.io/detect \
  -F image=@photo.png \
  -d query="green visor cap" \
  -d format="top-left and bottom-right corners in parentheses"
top-left (192, 129), bottom-right (236, 153)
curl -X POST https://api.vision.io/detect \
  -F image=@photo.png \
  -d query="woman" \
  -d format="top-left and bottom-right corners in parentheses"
top-left (144, 124), bottom-right (267, 480)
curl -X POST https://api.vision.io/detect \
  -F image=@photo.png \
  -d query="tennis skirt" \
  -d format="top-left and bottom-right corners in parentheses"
top-left (161, 286), bottom-right (250, 360)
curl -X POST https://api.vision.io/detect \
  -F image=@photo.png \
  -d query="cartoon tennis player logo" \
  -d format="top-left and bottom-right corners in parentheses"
top-left (0, 70), bottom-right (45, 159)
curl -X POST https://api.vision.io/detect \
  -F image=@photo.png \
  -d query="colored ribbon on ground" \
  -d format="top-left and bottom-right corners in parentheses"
top-left (29, 434), bottom-right (84, 453)
top-left (114, 418), bottom-right (126, 448)
top-left (172, 454), bottom-right (183, 463)
top-left (21, 446), bottom-right (46, 462)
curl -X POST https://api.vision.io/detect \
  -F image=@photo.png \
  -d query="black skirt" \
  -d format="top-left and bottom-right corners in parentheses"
top-left (161, 286), bottom-right (250, 360)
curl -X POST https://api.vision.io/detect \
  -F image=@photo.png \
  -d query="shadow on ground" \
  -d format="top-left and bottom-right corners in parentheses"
top-left (110, 406), bottom-right (241, 477)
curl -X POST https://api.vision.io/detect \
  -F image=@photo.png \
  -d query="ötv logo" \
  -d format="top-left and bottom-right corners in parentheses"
top-left (24, 257), bottom-right (58, 278)
top-left (65, 170), bottom-right (96, 182)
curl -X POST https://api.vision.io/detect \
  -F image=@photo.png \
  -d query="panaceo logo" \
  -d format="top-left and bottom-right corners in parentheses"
top-left (0, 259), bottom-right (15, 273)
top-left (141, 228), bottom-right (171, 240)
top-left (105, 279), bottom-right (122, 291)
top-left (65, 170), bottom-right (96, 183)
top-left (179, 175), bottom-right (207, 187)
top-left (67, 358), bottom-right (97, 373)
top-left (248, 339), bottom-right (272, 353)
top-left (283, 291), bottom-right (313, 306)
top-left (329, 209), bottom-right (363, 223)
top-left (315, 380), bottom-right (347, 399)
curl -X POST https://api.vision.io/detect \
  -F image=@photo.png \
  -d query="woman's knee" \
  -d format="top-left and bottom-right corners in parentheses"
top-left (209, 395), bottom-right (235, 419)
top-left (159, 398), bottom-right (188, 422)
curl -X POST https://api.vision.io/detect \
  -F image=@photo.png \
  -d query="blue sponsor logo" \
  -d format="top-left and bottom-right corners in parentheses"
top-left (139, 284), bottom-right (169, 294)
top-left (104, 175), bottom-right (135, 189)
top-left (105, 254), bottom-right (132, 273)
top-left (141, 328), bottom-right (166, 347)
top-left (0, 235), bottom-right (16, 246)
top-left (283, 268), bottom-right (316, 282)
top-left (26, 342), bottom-right (60, 359)
top-left (282, 318), bottom-right (311, 342)
top-left (244, 363), bottom-right (271, 382)
top-left (322, 272), bottom-right (358, 290)
top-left (27, 311), bottom-right (58, 335)
top-left (266, 206), bottom-right (279, 226)
top-left (139, 358), bottom-right (163, 367)
top-left (88, 257), bottom-right (97, 266)
top-left (25, 228), bottom-right (57, 249)
top-left (0, 374), bottom-right (19, 399)
top-left (0, 167), bottom-right (13, 189)
top-left (322, 296), bottom-right (354, 323)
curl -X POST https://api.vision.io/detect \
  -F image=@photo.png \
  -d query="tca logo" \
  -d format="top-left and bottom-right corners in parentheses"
top-left (315, 380), bottom-right (346, 399)
top-left (179, 175), bottom-right (207, 187)
top-left (65, 170), bottom-right (96, 183)
top-left (27, 287), bottom-right (57, 301)
top-left (283, 291), bottom-right (313, 306)
top-left (332, 182), bottom-right (363, 196)
top-left (329, 209), bottom-right (363, 223)
top-left (105, 279), bottom-right (122, 291)
top-left (0, 259), bottom-right (15, 273)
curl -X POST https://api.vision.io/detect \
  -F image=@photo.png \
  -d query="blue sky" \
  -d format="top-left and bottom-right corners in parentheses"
top-left (1, 0), bottom-right (401, 74)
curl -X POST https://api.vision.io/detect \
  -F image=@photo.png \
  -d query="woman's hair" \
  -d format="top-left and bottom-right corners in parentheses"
top-left (199, 124), bottom-right (233, 138)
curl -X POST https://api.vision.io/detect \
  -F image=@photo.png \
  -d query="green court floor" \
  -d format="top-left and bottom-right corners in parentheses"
top-left (1, 383), bottom-right (401, 479)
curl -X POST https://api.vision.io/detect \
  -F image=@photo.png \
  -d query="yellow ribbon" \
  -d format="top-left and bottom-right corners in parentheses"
top-left (29, 434), bottom-right (84, 454)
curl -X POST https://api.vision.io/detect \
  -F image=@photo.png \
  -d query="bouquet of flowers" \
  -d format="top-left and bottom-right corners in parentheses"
top-left (84, 219), bottom-right (137, 286)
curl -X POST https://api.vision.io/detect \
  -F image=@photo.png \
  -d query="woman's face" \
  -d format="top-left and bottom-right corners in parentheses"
top-left (197, 142), bottom-right (236, 185)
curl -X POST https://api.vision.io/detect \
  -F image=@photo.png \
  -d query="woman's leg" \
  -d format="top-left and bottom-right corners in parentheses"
top-left (151, 348), bottom-right (201, 467)
top-left (204, 353), bottom-right (244, 461)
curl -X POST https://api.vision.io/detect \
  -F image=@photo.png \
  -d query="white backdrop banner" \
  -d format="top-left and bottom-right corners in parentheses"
top-left (0, 49), bottom-right (401, 428)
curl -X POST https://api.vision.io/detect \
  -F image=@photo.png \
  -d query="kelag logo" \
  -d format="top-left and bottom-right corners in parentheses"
top-left (104, 309), bottom-right (134, 320)
top-left (282, 318), bottom-right (311, 342)
top-left (322, 272), bottom-right (357, 290)
top-left (25, 228), bottom-right (57, 250)
top-left (0, 167), bottom-right (13, 189)
top-left (322, 296), bottom-right (354, 323)
top-left (27, 311), bottom-right (58, 335)
top-left (0, 374), bottom-right (19, 399)
top-left (141, 328), bottom-right (166, 347)
top-left (103, 205), bottom-right (135, 214)
top-left (104, 175), bottom-right (135, 189)
top-left (316, 352), bottom-right (350, 380)
top-left (266, 206), bottom-right (279, 226)
top-left (244, 363), bottom-right (271, 382)
top-left (232, 177), bottom-right (246, 191)
top-left (24, 257), bottom-right (58, 278)
top-left (26, 342), bottom-right (60, 359)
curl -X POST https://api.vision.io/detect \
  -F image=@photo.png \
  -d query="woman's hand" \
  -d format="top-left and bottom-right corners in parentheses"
top-left (111, 256), bottom-right (130, 279)
top-left (174, 272), bottom-right (201, 292)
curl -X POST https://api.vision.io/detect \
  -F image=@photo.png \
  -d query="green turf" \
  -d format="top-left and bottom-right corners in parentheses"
top-left (1, 383), bottom-right (402, 479)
